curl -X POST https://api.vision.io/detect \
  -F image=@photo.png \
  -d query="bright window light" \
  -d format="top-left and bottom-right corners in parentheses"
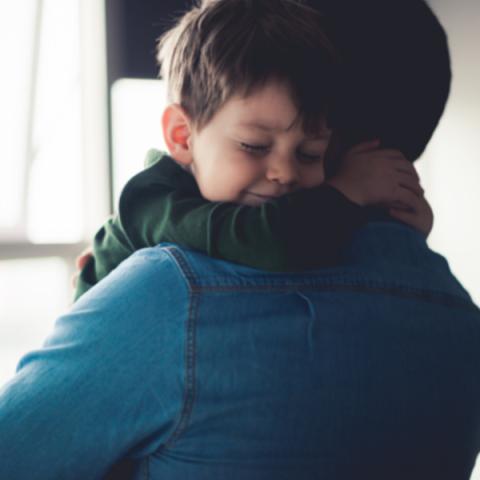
top-left (0, 0), bottom-right (108, 385)
top-left (0, 2), bottom-right (36, 231)
top-left (0, 0), bottom-right (84, 244)
top-left (0, 257), bottom-right (70, 385)
top-left (111, 78), bottom-right (167, 206)
top-left (27, 0), bottom-right (84, 243)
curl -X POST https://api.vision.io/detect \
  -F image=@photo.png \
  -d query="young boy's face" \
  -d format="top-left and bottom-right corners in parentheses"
top-left (173, 81), bottom-right (331, 206)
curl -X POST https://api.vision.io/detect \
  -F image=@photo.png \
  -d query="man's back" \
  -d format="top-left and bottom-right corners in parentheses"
top-left (1, 221), bottom-right (479, 480)
top-left (127, 221), bottom-right (478, 479)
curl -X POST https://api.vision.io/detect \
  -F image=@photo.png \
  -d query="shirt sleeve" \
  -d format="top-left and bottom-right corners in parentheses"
top-left (0, 248), bottom-right (187, 480)
top-left (73, 215), bottom-right (135, 301)
top-left (75, 151), bottom-right (370, 301)
top-left (119, 153), bottom-right (370, 272)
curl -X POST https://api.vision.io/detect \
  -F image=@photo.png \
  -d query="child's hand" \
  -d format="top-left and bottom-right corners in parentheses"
top-left (325, 139), bottom-right (425, 209)
top-left (388, 190), bottom-right (434, 238)
top-left (71, 247), bottom-right (93, 288)
top-left (325, 139), bottom-right (433, 237)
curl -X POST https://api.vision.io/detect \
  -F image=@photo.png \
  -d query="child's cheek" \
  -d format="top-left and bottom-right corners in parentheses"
top-left (299, 165), bottom-right (326, 189)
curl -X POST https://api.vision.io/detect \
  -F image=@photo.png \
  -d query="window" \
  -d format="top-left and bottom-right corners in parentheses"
top-left (1, 0), bottom-right (84, 243)
top-left (111, 78), bottom-right (168, 205)
top-left (0, 0), bottom-right (108, 384)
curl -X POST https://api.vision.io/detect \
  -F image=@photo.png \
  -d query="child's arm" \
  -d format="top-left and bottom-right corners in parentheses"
top-left (325, 139), bottom-right (433, 237)
top-left (120, 172), bottom-right (369, 271)
top-left (75, 143), bottom-right (429, 301)
top-left (74, 151), bottom-right (369, 301)
top-left (74, 216), bottom-right (136, 300)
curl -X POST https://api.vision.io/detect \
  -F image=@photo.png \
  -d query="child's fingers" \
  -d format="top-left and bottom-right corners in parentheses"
top-left (394, 186), bottom-right (420, 212)
top-left (388, 189), bottom-right (433, 238)
top-left (347, 139), bottom-right (381, 154)
top-left (75, 247), bottom-right (93, 269)
top-left (398, 178), bottom-right (424, 197)
top-left (394, 160), bottom-right (421, 182)
top-left (386, 201), bottom-right (412, 211)
top-left (388, 208), bottom-right (427, 236)
top-left (389, 207), bottom-right (415, 217)
top-left (388, 208), bottom-right (419, 228)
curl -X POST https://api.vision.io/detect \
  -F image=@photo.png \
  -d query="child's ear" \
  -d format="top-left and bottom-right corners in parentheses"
top-left (161, 104), bottom-right (194, 166)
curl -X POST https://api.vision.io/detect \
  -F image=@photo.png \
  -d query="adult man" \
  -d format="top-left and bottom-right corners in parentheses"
top-left (0, 1), bottom-right (479, 479)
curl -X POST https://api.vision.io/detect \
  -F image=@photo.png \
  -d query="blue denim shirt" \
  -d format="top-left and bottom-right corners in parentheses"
top-left (0, 221), bottom-right (479, 480)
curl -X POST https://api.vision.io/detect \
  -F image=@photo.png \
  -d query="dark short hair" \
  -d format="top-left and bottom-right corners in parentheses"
top-left (157, 0), bottom-right (340, 134)
top-left (305, 0), bottom-right (451, 165)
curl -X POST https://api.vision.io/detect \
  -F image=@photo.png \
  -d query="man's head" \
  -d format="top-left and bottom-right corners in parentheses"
top-left (305, 0), bottom-right (452, 171)
top-left (156, 0), bottom-right (337, 205)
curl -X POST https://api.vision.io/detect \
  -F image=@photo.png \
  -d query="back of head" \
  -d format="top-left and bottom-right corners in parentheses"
top-left (157, 0), bottom-right (339, 134)
top-left (306, 0), bottom-right (452, 164)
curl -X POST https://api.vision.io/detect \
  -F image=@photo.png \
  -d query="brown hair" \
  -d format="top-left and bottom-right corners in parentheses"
top-left (157, 0), bottom-right (340, 134)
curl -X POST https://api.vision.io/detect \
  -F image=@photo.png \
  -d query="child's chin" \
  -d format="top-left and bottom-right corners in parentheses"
top-left (241, 195), bottom-right (273, 207)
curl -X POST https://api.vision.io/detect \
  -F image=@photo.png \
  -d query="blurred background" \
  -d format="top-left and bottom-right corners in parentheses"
top-left (0, 1), bottom-right (478, 471)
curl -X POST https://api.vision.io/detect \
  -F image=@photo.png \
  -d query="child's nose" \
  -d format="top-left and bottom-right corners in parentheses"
top-left (265, 155), bottom-right (299, 187)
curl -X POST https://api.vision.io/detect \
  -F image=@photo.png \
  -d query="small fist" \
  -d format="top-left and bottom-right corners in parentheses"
top-left (327, 139), bottom-right (425, 208)
top-left (325, 138), bottom-right (432, 237)
top-left (71, 247), bottom-right (93, 288)
top-left (388, 191), bottom-right (434, 238)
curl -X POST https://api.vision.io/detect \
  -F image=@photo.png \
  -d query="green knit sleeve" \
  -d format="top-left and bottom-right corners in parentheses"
top-left (73, 215), bottom-right (134, 301)
top-left (120, 185), bottom-right (289, 271)
top-left (75, 150), bottom-right (370, 302)
top-left (118, 152), bottom-right (370, 272)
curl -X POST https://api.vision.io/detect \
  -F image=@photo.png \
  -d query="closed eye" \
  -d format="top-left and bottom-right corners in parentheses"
top-left (240, 143), bottom-right (270, 153)
top-left (298, 152), bottom-right (323, 164)
top-left (240, 143), bottom-right (323, 163)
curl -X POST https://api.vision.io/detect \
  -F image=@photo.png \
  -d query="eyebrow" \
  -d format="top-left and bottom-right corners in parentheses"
top-left (237, 121), bottom-right (332, 139)
top-left (238, 121), bottom-right (291, 132)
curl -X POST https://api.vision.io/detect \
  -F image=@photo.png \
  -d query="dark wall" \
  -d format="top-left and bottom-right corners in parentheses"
top-left (105, 0), bottom-right (192, 85)
top-left (104, 0), bottom-right (192, 210)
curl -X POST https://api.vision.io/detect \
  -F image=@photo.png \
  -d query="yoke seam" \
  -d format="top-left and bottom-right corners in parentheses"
top-left (163, 290), bottom-right (198, 448)
top-left (148, 245), bottom-right (478, 459)
top-left (165, 246), bottom-right (200, 292)
top-left (191, 284), bottom-right (476, 312)
top-left (150, 247), bottom-right (198, 455)
top-left (162, 247), bottom-right (477, 314)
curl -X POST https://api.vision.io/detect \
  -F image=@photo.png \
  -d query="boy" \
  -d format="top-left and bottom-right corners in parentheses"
top-left (74, 0), bottom-right (430, 301)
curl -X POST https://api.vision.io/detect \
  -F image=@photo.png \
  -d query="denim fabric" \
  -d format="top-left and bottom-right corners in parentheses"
top-left (0, 221), bottom-right (479, 480)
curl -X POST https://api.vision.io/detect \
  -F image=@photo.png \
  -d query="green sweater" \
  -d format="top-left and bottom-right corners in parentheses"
top-left (74, 150), bottom-right (370, 301)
